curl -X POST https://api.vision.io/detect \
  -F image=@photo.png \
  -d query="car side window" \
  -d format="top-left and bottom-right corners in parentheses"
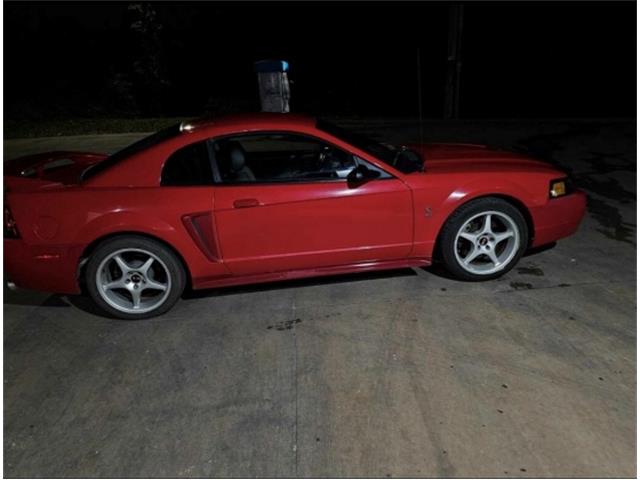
top-left (161, 141), bottom-right (214, 186)
top-left (211, 133), bottom-right (358, 184)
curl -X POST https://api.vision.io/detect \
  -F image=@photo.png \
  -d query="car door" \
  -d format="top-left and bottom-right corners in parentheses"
top-left (210, 132), bottom-right (414, 276)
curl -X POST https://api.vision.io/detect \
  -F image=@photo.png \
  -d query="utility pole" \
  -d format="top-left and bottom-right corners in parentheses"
top-left (444, 4), bottom-right (464, 118)
top-left (417, 47), bottom-right (424, 146)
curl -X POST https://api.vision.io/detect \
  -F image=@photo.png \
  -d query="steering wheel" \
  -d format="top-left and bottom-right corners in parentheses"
top-left (317, 147), bottom-right (335, 170)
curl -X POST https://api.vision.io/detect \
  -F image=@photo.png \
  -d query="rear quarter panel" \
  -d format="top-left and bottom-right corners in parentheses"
top-left (7, 186), bottom-right (230, 288)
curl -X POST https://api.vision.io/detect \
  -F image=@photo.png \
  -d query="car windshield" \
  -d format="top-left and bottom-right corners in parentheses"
top-left (316, 119), bottom-right (399, 166)
top-left (81, 123), bottom-right (182, 181)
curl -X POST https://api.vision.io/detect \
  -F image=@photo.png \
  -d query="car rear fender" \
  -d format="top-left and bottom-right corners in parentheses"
top-left (76, 211), bottom-right (180, 247)
top-left (74, 211), bottom-right (230, 284)
top-left (75, 211), bottom-right (189, 271)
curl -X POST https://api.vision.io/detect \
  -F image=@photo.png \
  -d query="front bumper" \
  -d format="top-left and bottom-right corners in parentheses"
top-left (530, 190), bottom-right (587, 247)
top-left (4, 239), bottom-right (83, 294)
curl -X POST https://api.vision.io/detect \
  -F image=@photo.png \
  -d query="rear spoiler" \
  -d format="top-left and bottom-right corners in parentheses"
top-left (4, 175), bottom-right (61, 192)
top-left (4, 151), bottom-right (107, 188)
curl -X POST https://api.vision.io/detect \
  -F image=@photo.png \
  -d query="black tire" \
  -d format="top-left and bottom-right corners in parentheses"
top-left (438, 197), bottom-right (529, 281)
top-left (85, 235), bottom-right (186, 319)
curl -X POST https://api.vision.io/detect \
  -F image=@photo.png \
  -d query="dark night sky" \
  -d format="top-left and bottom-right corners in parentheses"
top-left (4, 2), bottom-right (637, 120)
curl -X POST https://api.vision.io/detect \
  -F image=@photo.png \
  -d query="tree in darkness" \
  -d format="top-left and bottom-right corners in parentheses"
top-left (127, 2), bottom-right (170, 115)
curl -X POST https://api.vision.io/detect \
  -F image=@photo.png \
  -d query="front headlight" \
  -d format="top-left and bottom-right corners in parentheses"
top-left (549, 177), bottom-right (574, 199)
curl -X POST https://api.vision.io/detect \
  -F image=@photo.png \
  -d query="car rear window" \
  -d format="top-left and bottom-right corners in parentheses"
top-left (161, 141), bottom-right (214, 186)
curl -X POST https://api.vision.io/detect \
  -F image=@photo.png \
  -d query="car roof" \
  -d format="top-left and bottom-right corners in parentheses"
top-left (184, 112), bottom-right (317, 133)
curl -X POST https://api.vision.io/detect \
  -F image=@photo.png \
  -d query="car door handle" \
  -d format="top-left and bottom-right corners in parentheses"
top-left (233, 198), bottom-right (260, 209)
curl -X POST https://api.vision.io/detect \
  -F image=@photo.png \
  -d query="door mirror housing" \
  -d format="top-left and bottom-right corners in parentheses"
top-left (347, 164), bottom-right (381, 184)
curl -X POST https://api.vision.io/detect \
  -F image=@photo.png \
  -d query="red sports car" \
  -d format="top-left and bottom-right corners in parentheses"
top-left (4, 114), bottom-right (586, 319)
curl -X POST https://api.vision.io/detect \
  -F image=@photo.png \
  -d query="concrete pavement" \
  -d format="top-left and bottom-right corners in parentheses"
top-left (3, 119), bottom-right (636, 477)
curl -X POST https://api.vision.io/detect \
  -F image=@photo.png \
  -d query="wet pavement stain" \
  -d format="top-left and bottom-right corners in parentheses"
top-left (267, 318), bottom-right (302, 331)
top-left (583, 151), bottom-right (636, 174)
top-left (586, 197), bottom-right (635, 245)
top-left (576, 176), bottom-right (636, 203)
top-left (510, 282), bottom-right (533, 290)
top-left (516, 265), bottom-right (544, 276)
top-left (515, 125), bottom-right (636, 247)
top-left (515, 123), bottom-right (605, 164)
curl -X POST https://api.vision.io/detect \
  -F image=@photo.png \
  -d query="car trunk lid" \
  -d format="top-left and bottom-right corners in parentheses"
top-left (4, 151), bottom-right (107, 190)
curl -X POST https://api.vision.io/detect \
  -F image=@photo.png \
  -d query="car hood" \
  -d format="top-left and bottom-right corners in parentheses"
top-left (410, 143), bottom-right (559, 174)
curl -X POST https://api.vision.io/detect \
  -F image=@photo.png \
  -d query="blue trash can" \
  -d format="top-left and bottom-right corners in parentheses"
top-left (254, 60), bottom-right (290, 113)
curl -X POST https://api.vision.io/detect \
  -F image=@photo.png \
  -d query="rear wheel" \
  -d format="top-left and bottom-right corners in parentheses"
top-left (439, 198), bottom-right (528, 281)
top-left (86, 235), bottom-right (186, 319)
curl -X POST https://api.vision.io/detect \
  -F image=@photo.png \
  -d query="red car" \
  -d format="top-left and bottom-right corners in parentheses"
top-left (4, 114), bottom-right (586, 319)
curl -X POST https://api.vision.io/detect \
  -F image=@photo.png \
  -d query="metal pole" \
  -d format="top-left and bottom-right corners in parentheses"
top-left (417, 47), bottom-right (424, 146)
top-left (444, 4), bottom-right (464, 118)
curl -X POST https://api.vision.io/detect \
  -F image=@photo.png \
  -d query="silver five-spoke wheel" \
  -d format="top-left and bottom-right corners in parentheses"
top-left (454, 210), bottom-right (520, 275)
top-left (439, 198), bottom-right (528, 281)
top-left (96, 248), bottom-right (172, 314)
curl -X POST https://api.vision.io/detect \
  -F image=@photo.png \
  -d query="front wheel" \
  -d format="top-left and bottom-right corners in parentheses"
top-left (85, 235), bottom-right (186, 319)
top-left (439, 198), bottom-right (529, 281)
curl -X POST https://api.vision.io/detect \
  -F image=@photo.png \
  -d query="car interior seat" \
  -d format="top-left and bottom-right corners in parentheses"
top-left (219, 141), bottom-right (256, 182)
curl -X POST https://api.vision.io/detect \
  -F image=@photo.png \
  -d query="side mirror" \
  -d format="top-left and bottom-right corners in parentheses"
top-left (347, 164), bottom-right (381, 184)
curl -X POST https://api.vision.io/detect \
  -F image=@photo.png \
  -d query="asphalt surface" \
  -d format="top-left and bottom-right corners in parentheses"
top-left (3, 120), bottom-right (636, 477)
